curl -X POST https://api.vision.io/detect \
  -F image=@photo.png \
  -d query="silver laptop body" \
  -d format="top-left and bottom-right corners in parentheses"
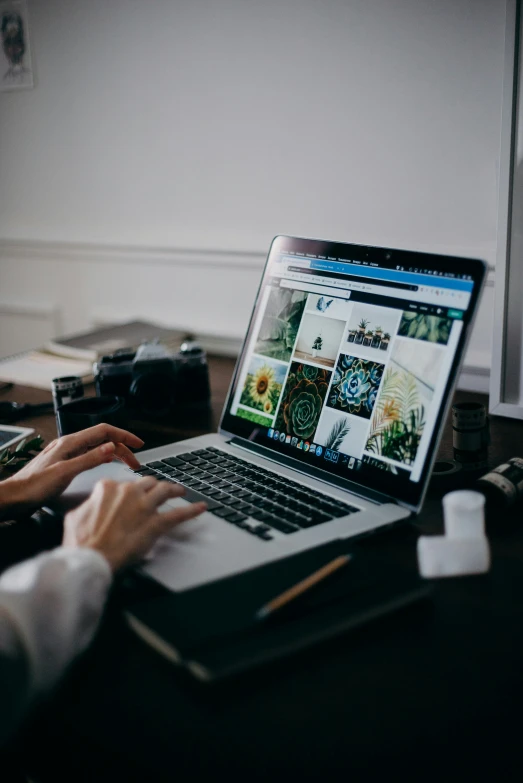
top-left (58, 236), bottom-right (486, 591)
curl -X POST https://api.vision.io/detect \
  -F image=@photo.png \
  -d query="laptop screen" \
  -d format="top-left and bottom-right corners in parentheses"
top-left (220, 236), bottom-right (486, 509)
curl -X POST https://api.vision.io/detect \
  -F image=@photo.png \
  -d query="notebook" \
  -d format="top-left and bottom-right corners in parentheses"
top-left (0, 350), bottom-right (94, 390)
top-left (123, 542), bottom-right (431, 683)
top-left (0, 320), bottom-right (186, 391)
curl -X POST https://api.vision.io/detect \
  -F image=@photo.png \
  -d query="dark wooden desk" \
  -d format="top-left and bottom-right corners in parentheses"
top-left (3, 363), bottom-right (523, 783)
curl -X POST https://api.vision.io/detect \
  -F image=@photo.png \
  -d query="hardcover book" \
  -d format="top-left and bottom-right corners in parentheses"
top-left (124, 543), bottom-right (431, 683)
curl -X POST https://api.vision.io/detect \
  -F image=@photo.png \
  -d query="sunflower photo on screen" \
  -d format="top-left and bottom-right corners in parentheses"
top-left (239, 355), bottom-right (287, 416)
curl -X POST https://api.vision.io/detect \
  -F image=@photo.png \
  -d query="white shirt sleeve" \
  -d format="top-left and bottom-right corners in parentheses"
top-left (0, 547), bottom-right (112, 746)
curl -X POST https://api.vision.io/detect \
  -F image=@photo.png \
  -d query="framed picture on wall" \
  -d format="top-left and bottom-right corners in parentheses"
top-left (490, 0), bottom-right (523, 418)
top-left (0, 0), bottom-right (33, 91)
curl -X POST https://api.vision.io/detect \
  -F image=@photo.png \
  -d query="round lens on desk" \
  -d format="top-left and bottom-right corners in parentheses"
top-left (56, 395), bottom-right (126, 435)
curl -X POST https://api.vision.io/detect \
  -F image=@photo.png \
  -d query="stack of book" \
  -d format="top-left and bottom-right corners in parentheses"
top-left (0, 320), bottom-right (186, 391)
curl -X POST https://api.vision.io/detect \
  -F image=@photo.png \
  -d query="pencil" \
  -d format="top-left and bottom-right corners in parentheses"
top-left (255, 554), bottom-right (351, 620)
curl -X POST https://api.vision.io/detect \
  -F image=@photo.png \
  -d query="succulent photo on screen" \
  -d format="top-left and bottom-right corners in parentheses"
top-left (275, 362), bottom-right (331, 441)
top-left (255, 287), bottom-right (307, 362)
top-left (345, 304), bottom-right (400, 358)
top-left (327, 354), bottom-right (385, 420)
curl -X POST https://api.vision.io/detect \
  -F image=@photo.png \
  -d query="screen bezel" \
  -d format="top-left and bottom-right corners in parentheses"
top-left (219, 235), bottom-right (487, 511)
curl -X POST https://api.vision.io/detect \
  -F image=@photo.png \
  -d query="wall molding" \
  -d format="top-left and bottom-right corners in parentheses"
top-left (0, 238), bottom-right (266, 269)
top-left (0, 240), bottom-right (497, 391)
top-left (0, 300), bottom-right (60, 322)
top-left (0, 238), bottom-right (497, 273)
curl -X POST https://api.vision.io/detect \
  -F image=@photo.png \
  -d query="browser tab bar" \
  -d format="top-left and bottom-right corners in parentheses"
top-left (280, 255), bottom-right (474, 292)
top-left (277, 259), bottom-right (470, 310)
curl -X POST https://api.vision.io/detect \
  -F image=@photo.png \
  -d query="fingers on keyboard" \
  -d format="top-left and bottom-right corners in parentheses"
top-left (135, 448), bottom-right (359, 541)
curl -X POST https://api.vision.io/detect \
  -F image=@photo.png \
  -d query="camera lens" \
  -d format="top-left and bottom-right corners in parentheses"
top-left (452, 401), bottom-right (489, 472)
top-left (52, 376), bottom-right (84, 413)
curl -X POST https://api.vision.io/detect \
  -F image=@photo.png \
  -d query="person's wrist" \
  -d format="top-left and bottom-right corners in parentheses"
top-left (76, 539), bottom-right (121, 573)
top-left (54, 544), bottom-right (113, 575)
top-left (62, 518), bottom-right (120, 573)
top-left (69, 545), bottom-right (114, 578)
top-left (90, 546), bottom-right (120, 573)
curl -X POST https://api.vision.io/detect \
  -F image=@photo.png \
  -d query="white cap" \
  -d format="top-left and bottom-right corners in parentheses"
top-left (442, 490), bottom-right (485, 539)
top-left (417, 535), bottom-right (490, 579)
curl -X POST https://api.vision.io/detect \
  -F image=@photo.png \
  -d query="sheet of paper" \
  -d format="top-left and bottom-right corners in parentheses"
top-left (43, 340), bottom-right (99, 362)
top-left (0, 351), bottom-right (93, 390)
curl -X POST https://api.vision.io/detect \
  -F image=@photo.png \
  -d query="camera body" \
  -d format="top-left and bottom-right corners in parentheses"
top-left (94, 340), bottom-right (210, 420)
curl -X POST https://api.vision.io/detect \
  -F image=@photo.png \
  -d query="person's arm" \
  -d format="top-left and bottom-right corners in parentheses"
top-left (0, 546), bottom-right (111, 746)
top-left (0, 474), bottom-right (207, 747)
top-left (0, 604), bottom-right (30, 747)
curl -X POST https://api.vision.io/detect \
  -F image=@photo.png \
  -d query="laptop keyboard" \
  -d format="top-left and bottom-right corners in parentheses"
top-left (133, 447), bottom-right (360, 542)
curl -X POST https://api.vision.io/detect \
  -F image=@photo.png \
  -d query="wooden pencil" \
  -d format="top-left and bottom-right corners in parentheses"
top-left (255, 554), bottom-right (351, 620)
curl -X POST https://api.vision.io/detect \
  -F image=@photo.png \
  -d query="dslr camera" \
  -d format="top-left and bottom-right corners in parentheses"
top-left (94, 340), bottom-right (210, 420)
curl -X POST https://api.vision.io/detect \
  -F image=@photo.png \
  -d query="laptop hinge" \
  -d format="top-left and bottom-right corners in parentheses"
top-left (227, 436), bottom-right (396, 507)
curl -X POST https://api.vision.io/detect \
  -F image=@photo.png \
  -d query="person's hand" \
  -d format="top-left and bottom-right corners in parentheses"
top-left (63, 477), bottom-right (207, 572)
top-left (0, 424), bottom-right (144, 518)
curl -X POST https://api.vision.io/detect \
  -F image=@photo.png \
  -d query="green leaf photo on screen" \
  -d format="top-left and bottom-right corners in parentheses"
top-left (255, 287), bottom-right (307, 362)
top-left (398, 312), bottom-right (452, 345)
top-left (364, 339), bottom-right (444, 467)
top-left (323, 417), bottom-right (350, 450)
top-left (314, 406), bottom-right (371, 459)
top-left (365, 365), bottom-right (425, 466)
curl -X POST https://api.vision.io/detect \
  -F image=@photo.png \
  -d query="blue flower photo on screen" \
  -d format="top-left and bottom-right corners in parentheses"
top-left (327, 354), bottom-right (384, 420)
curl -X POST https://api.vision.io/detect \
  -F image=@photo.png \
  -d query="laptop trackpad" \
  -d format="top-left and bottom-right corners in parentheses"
top-left (48, 461), bottom-right (137, 514)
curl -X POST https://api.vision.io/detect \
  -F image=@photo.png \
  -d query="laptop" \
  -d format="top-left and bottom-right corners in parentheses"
top-left (59, 236), bottom-right (486, 591)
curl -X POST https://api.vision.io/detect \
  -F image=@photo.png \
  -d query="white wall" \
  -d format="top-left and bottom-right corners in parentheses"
top-left (0, 0), bottom-right (505, 388)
